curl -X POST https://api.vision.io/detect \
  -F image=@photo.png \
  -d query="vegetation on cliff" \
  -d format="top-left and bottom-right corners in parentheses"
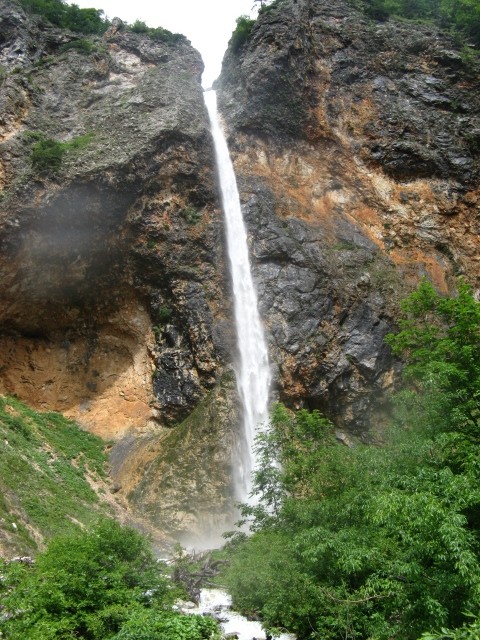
top-left (232, 0), bottom-right (480, 51)
top-left (221, 280), bottom-right (480, 639)
top-left (17, 0), bottom-right (187, 42)
top-left (361, 0), bottom-right (480, 46)
top-left (0, 396), bottom-right (111, 555)
top-left (128, 19), bottom-right (187, 44)
top-left (0, 520), bottom-right (220, 640)
top-left (28, 131), bottom-right (95, 175)
top-left (18, 0), bottom-right (109, 34)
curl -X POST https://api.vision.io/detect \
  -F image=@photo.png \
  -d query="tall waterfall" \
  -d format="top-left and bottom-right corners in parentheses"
top-left (204, 89), bottom-right (271, 501)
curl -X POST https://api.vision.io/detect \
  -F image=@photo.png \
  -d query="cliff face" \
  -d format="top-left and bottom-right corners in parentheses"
top-left (0, 1), bottom-right (233, 441)
top-left (1, 0), bottom-right (479, 546)
top-left (217, 0), bottom-right (480, 434)
top-left (0, 0), bottom-right (245, 545)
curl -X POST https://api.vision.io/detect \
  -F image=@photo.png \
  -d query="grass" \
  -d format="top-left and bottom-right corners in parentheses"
top-left (0, 395), bottom-right (111, 555)
top-left (28, 132), bottom-right (95, 175)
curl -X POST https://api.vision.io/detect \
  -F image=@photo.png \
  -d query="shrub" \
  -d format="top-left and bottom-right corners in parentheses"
top-left (158, 306), bottom-right (173, 323)
top-left (128, 20), bottom-right (187, 44)
top-left (30, 136), bottom-right (65, 174)
top-left (130, 19), bottom-right (149, 33)
top-left (59, 39), bottom-right (95, 54)
top-left (19, 0), bottom-right (109, 34)
top-left (360, 0), bottom-right (480, 46)
top-left (181, 206), bottom-right (202, 225)
top-left (230, 15), bottom-right (256, 52)
top-left (28, 132), bottom-right (95, 175)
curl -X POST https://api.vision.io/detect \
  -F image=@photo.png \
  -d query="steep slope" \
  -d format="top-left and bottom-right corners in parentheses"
top-left (217, 0), bottom-right (480, 434)
top-left (0, 394), bottom-right (111, 556)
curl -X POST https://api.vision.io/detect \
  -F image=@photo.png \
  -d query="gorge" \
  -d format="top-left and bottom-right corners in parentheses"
top-left (0, 0), bottom-right (479, 554)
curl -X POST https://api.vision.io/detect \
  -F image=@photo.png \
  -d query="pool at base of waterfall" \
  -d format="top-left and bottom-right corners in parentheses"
top-left (181, 588), bottom-right (295, 640)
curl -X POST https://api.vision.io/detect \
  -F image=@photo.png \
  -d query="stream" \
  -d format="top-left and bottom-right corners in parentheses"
top-left (184, 588), bottom-right (295, 640)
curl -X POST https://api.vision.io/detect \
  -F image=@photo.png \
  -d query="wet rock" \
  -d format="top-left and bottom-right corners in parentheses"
top-left (111, 371), bottom-right (242, 545)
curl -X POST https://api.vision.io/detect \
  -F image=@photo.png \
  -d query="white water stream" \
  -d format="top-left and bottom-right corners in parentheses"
top-left (204, 90), bottom-right (271, 501)
top-left (186, 588), bottom-right (295, 640)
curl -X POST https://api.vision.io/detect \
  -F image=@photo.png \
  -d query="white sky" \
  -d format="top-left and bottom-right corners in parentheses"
top-left (70, 0), bottom-right (258, 86)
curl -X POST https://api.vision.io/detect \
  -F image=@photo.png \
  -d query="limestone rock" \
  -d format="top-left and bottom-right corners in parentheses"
top-left (217, 0), bottom-right (480, 433)
top-left (0, 0), bottom-right (230, 437)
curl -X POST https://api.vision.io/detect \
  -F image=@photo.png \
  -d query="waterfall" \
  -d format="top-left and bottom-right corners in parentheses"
top-left (204, 89), bottom-right (271, 501)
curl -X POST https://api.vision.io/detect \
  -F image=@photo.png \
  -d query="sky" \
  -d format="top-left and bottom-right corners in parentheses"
top-left (70, 0), bottom-right (258, 86)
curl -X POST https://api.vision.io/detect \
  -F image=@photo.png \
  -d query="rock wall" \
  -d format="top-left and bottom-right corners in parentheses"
top-left (1, 0), bottom-right (479, 544)
top-left (0, 1), bottom-right (232, 440)
top-left (217, 0), bottom-right (480, 434)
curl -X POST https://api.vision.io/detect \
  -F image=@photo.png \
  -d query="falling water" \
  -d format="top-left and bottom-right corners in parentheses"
top-left (204, 89), bottom-right (271, 501)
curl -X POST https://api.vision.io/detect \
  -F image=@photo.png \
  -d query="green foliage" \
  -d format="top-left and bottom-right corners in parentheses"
top-left (0, 520), bottom-right (218, 639)
top-left (386, 278), bottom-right (480, 446)
top-left (30, 136), bottom-right (65, 174)
top-left (420, 614), bottom-right (480, 639)
top-left (222, 281), bottom-right (480, 639)
top-left (128, 19), bottom-right (187, 44)
top-left (130, 19), bottom-right (150, 33)
top-left (63, 131), bottom-right (96, 151)
top-left (158, 306), bottom-right (173, 323)
top-left (230, 15), bottom-right (256, 52)
top-left (29, 132), bottom-right (94, 175)
top-left (18, 0), bottom-right (109, 34)
top-left (59, 39), bottom-right (95, 54)
top-left (258, 0), bottom-right (279, 16)
top-left (361, 0), bottom-right (480, 45)
top-left (0, 395), bottom-right (109, 553)
top-left (113, 610), bottom-right (220, 640)
top-left (19, 0), bottom-right (187, 43)
top-left (180, 206), bottom-right (202, 225)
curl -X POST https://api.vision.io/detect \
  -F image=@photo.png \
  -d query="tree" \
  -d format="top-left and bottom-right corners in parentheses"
top-left (386, 278), bottom-right (480, 471)
top-left (0, 519), bottom-right (219, 639)
top-left (222, 280), bottom-right (480, 639)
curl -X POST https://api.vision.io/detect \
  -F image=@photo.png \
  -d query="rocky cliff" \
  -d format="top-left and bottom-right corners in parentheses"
top-left (0, 0), bottom-right (479, 546)
top-left (217, 0), bottom-right (480, 435)
top-left (0, 0), bottom-right (232, 439)
top-left (0, 0), bottom-right (240, 545)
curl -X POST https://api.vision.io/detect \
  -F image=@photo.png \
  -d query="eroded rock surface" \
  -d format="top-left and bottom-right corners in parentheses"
top-left (217, 0), bottom-right (480, 433)
top-left (109, 371), bottom-right (241, 547)
top-left (0, 0), bottom-right (231, 438)
top-left (1, 0), bottom-right (480, 545)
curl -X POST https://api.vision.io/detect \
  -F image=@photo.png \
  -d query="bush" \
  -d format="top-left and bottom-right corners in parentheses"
top-left (113, 610), bottom-right (220, 640)
top-left (230, 15), bottom-right (256, 52)
top-left (59, 39), bottom-right (95, 54)
top-left (0, 520), bottom-right (219, 639)
top-left (128, 20), bottom-right (187, 44)
top-left (130, 19), bottom-right (149, 33)
top-left (158, 306), bottom-right (173, 323)
top-left (361, 0), bottom-right (480, 46)
top-left (19, 0), bottom-right (109, 34)
top-left (28, 132), bottom-right (94, 175)
top-left (30, 136), bottom-right (65, 174)
top-left (181, 206), bottom-right (202, 225)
